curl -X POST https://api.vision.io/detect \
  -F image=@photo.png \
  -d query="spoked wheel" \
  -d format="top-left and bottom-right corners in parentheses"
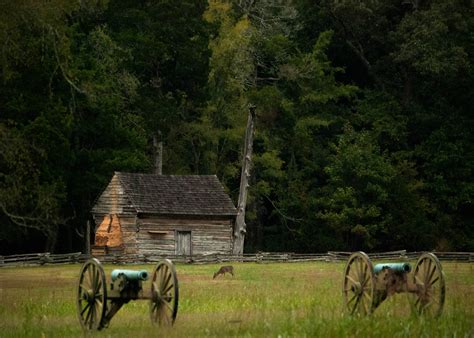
top-left (77, 258), bottom-right (107, 330)
top-left (411, 253), bottom-right (445, 317)
top-left (150, 259), bottom-right (179, 326)
top-left (343, 252), bottom-right (375, 315)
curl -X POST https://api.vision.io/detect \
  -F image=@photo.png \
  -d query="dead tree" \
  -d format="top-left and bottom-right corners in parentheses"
top-left (233, 105), bottom-right (256, 255)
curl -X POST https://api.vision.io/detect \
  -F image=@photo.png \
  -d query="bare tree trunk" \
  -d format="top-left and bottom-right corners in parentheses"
top-left (233, 105), bottom-right (256, 255)
top-left (44, 225), bottom-right (58, 253)
top-left (153, 131), bottom-right (163, 175)
top-left (85, 220), bottom-right (91, 255)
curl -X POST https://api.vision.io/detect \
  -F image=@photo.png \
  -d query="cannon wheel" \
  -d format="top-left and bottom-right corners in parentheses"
top-left (411, 253), bottom-right (445, 317)
top-left (150, 259), bottom-right (179, 326)
top-left (343, 251), bottom-right (375, 315)
top-left (77, 258), bottom-right (107, 330)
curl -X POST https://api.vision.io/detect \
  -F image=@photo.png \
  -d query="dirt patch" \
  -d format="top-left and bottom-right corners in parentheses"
top-left (0, 274), bottom-right (74, 289)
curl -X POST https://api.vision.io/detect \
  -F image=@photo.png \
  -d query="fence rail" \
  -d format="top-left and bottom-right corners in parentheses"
top-left (1, 250), bottom-right (473, 267)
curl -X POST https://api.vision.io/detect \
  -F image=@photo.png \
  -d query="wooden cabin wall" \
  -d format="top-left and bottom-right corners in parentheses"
top-left (91, 174), bottom-right (136, 215)
top-left (120, 216), bottom-right (138, 254)
top-left (137, 217), bottom-right (233, 256)
top-left (91, 174), bottom-right (138, 255)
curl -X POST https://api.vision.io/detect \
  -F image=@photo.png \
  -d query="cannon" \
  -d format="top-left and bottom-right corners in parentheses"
top-left (342, 252), bottom-right (445, 317)
top-left (76, 258), bottom-right (179, 330)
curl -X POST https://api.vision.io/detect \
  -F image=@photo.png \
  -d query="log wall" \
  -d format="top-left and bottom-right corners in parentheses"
top-left (136, 216), bottom-right (233, 256)
top-left (120, 216), bottom-right (138, 254)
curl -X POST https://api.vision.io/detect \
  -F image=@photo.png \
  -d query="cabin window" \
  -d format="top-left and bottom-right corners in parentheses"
top-left (148, 231), bottom-right (167, 235)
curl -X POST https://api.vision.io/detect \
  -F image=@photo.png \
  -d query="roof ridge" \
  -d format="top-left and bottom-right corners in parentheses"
top-left (115, 172), bottom-right (218, 177)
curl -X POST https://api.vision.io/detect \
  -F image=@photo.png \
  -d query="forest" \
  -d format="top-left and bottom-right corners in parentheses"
top-left (0, 0), bottom-right (473, 254)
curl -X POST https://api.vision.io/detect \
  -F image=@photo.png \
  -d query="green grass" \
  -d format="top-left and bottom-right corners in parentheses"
top-left (0, 261), bottom-right (473, 337)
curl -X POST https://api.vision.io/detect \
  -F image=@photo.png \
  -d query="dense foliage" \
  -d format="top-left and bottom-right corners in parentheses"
top-left (1, 0), bottom-right (473, 254)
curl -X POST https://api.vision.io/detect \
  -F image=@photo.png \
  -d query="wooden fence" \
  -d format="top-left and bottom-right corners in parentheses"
top-left (1, 250), bottom-right (473, 267)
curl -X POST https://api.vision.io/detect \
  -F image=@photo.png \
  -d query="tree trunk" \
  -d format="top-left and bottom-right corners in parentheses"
top-left (44, 225), bottom-right (58, 253)
top-left (233, 105), bottom-right (255, 255)
top-left (85, 220), bottom-right (91, 255)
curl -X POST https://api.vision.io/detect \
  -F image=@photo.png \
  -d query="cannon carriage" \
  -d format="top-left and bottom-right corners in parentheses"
top-left (342, 252), bottom-right (445, 316)
top-left (76, 258), bottom-right (179, 330)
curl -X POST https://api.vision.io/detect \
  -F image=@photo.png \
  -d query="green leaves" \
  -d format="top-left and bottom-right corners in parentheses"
top-left (281, 31), bottom-right (357, 105)
top-left (319, 128), bottom-right (393, 249)
top-left (393, 1), bottom-right (470, 78)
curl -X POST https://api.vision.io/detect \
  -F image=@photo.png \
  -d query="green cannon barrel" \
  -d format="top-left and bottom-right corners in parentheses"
top-left (374, 263), bottom-right (411, 274)
top-left (111, 269), bottom-right (149, 281)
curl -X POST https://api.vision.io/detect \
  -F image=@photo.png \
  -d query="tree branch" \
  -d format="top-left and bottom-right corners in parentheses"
top-left (327, 7), bottom-right (384, 89)
top-left (263, 195), bottom-right (303, 223)
top-left (50, 27), bottom-right (87, 95)
top-left (0, 202), bottom-right (48, 231)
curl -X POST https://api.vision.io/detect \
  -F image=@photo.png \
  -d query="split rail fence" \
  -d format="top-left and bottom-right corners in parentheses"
top-left (1, 250), bottom-right (473, 267)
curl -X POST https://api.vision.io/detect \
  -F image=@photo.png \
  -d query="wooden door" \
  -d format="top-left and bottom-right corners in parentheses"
top-left (176, 231), bottom-right (192, 255)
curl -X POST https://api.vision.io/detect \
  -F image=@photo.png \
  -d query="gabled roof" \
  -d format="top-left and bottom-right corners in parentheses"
top-left (96, 172), bottom-right (237, 216)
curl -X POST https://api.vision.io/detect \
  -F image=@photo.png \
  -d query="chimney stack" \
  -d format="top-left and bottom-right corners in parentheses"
top-left (153, 131), bottom-right (162, 175)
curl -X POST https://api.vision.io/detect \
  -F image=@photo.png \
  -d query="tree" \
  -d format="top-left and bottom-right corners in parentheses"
top-left (318, 125), bottom-right (431, 250)
top-left (0, 124), bottom-right (68, 251)
top-left (104, 0), bottom-right (212, 175)
top-left (0, 1), bottom-right (148, 253)
top-left (233, 106), bottom-right (255, 254)
top-left (0, 0), bottom-right (82, 252)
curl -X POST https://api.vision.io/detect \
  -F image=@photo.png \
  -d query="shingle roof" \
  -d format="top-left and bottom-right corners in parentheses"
top-left (115, 172), bottom-right (237, 216)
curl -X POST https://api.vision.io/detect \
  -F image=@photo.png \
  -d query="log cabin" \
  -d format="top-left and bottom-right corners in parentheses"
top-left (90, 172), bottom-right (237, 257)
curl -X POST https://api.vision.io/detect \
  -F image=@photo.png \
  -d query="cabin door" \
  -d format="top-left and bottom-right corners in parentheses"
top-left (176, 231), bottom-right (192, 256)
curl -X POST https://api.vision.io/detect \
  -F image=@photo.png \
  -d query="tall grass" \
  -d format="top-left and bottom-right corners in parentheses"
top-left (0, 261), bottom-right (472, 337)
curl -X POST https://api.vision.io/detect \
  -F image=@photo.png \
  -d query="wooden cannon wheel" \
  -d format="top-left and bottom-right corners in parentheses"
top-left (150, 259), bottom-right (179, 326)
top-left (342, 252), bottom-right (375, 315)
top-left (411, 253), bottom-right (445, 317)
top-left (77, 258), bottom-right (107, 330)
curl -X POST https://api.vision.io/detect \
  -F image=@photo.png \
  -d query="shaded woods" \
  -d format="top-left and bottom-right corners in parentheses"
top-left (1, 0), bottom-right (473, 254)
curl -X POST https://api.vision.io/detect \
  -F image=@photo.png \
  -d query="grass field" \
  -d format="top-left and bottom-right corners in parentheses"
top-left (0, 260), bottom-right (473, 337)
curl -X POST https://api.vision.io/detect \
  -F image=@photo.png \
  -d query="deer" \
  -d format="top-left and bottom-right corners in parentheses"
top-left (213, 265), bottom-right (234, 279)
